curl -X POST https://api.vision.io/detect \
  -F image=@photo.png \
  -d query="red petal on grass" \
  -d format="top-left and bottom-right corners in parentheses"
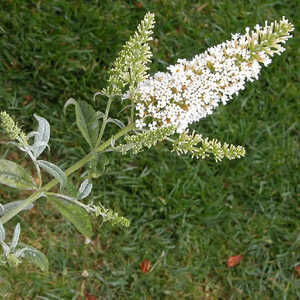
top-left (295, 265), bottom-right (300, 276)
top-left (24, 95), bottom-right (33, 105)
top-left (85, 292), bottom-right (97, 300)
top-left (227, 255), bottom-right (243, 267)
top-left (134, 1), bottom-right (143, 8)
top-left (140, 259), bottom-right (151, 273)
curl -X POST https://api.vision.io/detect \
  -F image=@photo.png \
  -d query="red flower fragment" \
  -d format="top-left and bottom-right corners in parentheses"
top-left (140, 259), bottom-right (151, 273)
top-left (134, 1), bottom-right (143, 8)
top-left (295, 265), bottom-right (300, 276)
top-left (227, 255), bottom-right (243, 268)
top-left (85, 293), bottom-right (97, 300)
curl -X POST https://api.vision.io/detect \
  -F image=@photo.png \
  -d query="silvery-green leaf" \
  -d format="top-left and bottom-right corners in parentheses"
top-left (27, 131), bottom-right (38, 140)
top-left (77, 179), bottom-right (93, 200)
top-left (0, 200), bottom-right (34, 217)
top-left (0, 223), bottom-right (5, 242)
top-left (63, 98), bottom-right (77, 115)
top-left (10, 223), bottom-right (20, 252)
top-left (29, 141), bottom-right (50, 157)
top-left (107, 118), bottom-right (125, 129)
top-left (79, 179), bottom-right (89, 193)
top-left (0, 159), bottom-right (36, 190)
top-left (48, 196), bottom-right (92, 239)
top-left (0, 204), bottom-right (4, 215)
top-left (18, 243), bottom-right (49, 272)
top-left (96, 111), bottom-right (105, 119)
top-left (14, 246), bottom-right (30, 258)
top-left (32, 115), bottom-right (50, 158)
top-left (37, 160), bottom-right (66, 190)
top-left (64, 99), bottom-right (100, 149)
top-left (13, 143), bottom-right (30, 154)
top-left (76, 101), bottom-right (99, 149)
top-left (92, 91), bottom-right (104, 103)
top-left (110, 137), bottom-right (115, 148)
top-left (1, 242), bottom-right (10, 257)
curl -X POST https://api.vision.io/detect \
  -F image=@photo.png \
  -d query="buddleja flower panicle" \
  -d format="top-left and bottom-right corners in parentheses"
top-left (0, 111), bottom-right (28, 145)
top-left (173, 131), bottom-right (246, 162)
top-left (132, 17), bottom-right (294, 133)
top-left (103, 12), bottom-right (155, 97)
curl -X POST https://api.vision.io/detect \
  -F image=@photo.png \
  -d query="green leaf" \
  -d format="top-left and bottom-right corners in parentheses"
top-left (0, 200), bottom-right (34, 217)
top-left (77, 179), bottom-right (93, 200)
top-left (31, 114), bottom-right (50, 159)
top-left (64, 99), bottom-right (99, 149)
top-left (18, 243), bottom-right (49, 272)
top-left (48, 196), bottom-right (93, 239)
top-left (0, 159), bottom-right (35, 190)
top-left (0, 223), bottom-right (5, 242)
top-left (37, 160), bottom-right (66, 190)
top-left (10, 223), bottom-right (20, 252)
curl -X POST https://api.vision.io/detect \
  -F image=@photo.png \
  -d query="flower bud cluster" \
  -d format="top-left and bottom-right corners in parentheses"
top-left (95, 204), bottom-right (130, 227)
top-left (118, 126), bottom-right (176, 154)
top-left (103, 12), bottom-right (155, 97)
top-left (132, 17), bottom-right (294, 133)
top-left (172, 131), bottom-right (246, 162)
top-left (0, 111), bottom-right (28, 145)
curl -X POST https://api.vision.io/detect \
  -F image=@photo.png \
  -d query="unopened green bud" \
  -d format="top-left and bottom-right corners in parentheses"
top-left (95, 205), bottom-right (130, 228)
top-left (118, 125), bottom-right (176, 154)
top-left (173, 131), bottom-right (245, 162)
top-left (0, 111), bottom-right (27, 145)
top-left (103, 12), bottom-right (155, 97)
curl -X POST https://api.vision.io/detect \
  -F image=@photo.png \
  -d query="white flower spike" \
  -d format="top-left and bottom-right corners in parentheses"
top-left (132, 17), bottom-right (294, 133)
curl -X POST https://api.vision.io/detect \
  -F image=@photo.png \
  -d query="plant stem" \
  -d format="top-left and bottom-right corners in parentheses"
top-left (0, 122), bottom-right (135, 225)
top-left (46, 192), bottom-right (88, 211)
top-left (95, 96), bottom-right (113, 148)
top-left (131, 101), bottom-right (134, 124)
top-left (28, 151), bottom-right (42, 189)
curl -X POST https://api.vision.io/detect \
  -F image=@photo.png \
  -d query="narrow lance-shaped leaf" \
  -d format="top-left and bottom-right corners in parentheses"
top-left (0, 204), bottom-right (4, 215)
top-left (0, 200), bottom-right (34, 217)
top-left (31, 114), bottom-right (50, 159)
top-left (107, 118), bottom-right (125, 129)
top-left (10, 223), bottom-right (20, 252)
top-left (0, 223), bottom-right (5, 242)
top-left (96, 110), bottom-right (105, 120)
top-left (0, 159), bottom-right (36, 190)
top-left (48, 196), bottom-right (93, 239)
top-left (37, 160), bottom-right (67, 190)
top-left (1, 242), bottom-right (10, 257)
top-left (64, 99), bottom-right (100, 149)
top-left (77, 179), bottom-right (93, 200)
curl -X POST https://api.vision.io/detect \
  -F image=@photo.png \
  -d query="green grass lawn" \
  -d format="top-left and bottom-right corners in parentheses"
top-left (0, 0), bottom-right (299, 298)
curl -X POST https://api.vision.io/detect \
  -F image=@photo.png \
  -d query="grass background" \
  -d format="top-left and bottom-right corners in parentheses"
top-left (0, 0), bottom-right (299, 298)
